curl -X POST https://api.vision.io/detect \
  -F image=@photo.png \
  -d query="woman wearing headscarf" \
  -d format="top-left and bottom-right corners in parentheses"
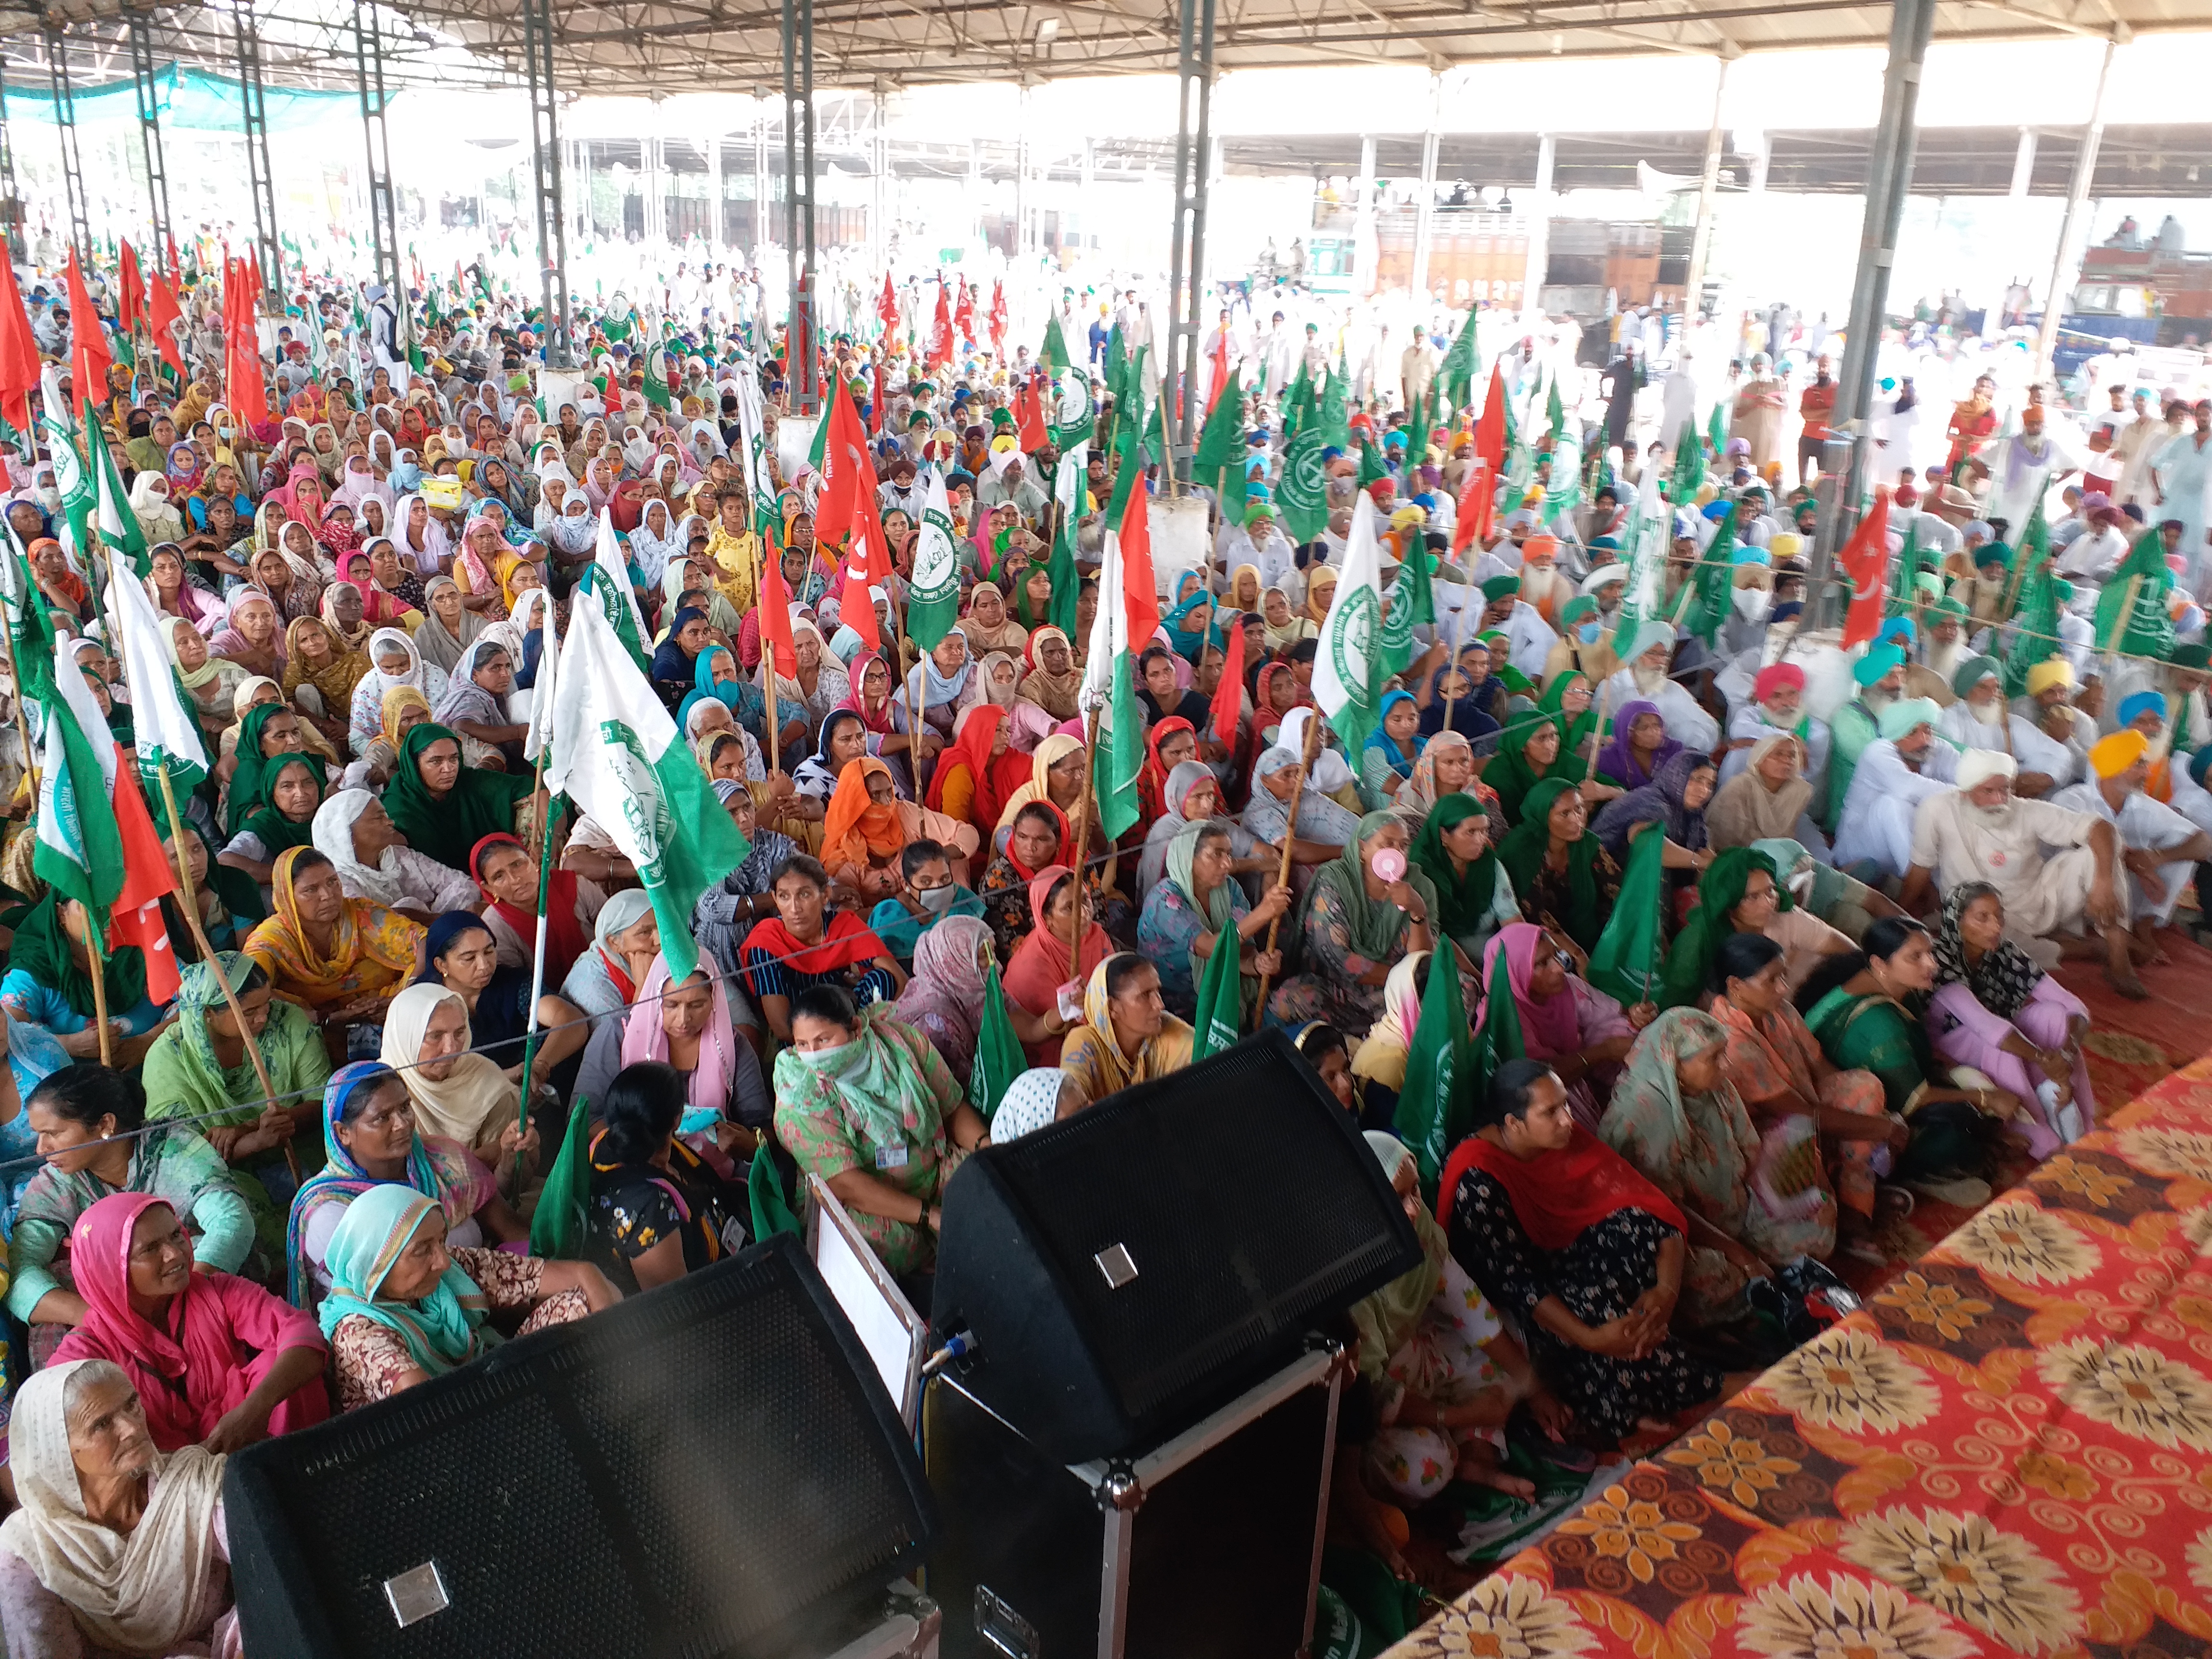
top-left (1658, 848), bottom-right (1853, 1012)
top-left (1266, 811), bottom-right (1437, 1039)
top-left (128, 469), bottom-right (186, 545)
top-left (739, 854), bottom-right (904, 1045)
top-left (821, 755), bottom-right (978, 904)
top-left (346, 627), bottom-right (448, 757)
top-left (160, 823), bottom-right (267, 971)
top-left (628, 497), bottom-right (684, 591)
top-left (1479, 920), bottom-right (1645, 1131)
top-left (1241, 742), bottom-right (1362, 875)
top-left (773, 982), bottom-right (986, 1278)
top-left (1412, 659), bottom-right (1501, 750)
top-left (412, 574), bottom-right (483, 676)
top-left (0, 892), bottom-right (169, 1061)
top-left (1348, 954), bottom-right (1433, 1130)
top-left (1257, 586), bottom-right (1314, 652)
top-left (760, 617), bottom-right (853, 749)
top-left (242, 846), bottom-right (424, 1039)
top-left (1304, 565), bottom-right (1339, 628)
top-left (1438, 1057), bottom-right (1724, 1443)
top-left (280, 615), bottom-right (369, 752)
top-left (1707, 931), bottom-right (1898, 1262)
top-left (1482, 705), bottom-right (1595, 831)
top-left (0, 1359), bottom-right (241, 1657)
top-left (890, 914), bottom-right (997, 1082)
top-left (320, 1183), bottom-right (613, 1410)
top-left (575, 957), bottom-right (770, 1147)
top-left (376, 980), bottom-right (530, 1171)
top-left (957, 580), bottom-right (1029, 657)
top-left (380, 722), bottom-right (536, 872)
top-left (1360, 688), bottom-right (1428, 808)
top-left (1705, 731), bottom-right (1828, 855)
top-left (1391, 729), bottom-right (1486, 836)
top-left (209, 587), bottom-right (285, 680)
top-left (1136, 819), bottom-right (1290, 1021)
top-left (1589, 749), bottom-right (1719, 871)
top-left (994, 731), bottom-right (1092, 842)
top-left (147, 544), bottom-right (225, 639)
top-left (1409, 793), bottom-right (1518, 968)
top-left (1593, 699), bottom-right (1683, 792)
top-left (1137, 716), bottom-right (1199, 824)
top-left (165, 614), bottom-right (249, 748)
top-left (1136, 762), bottom-right (1254, 897)
top-left (1057, 953), bottom-right (1198, 1107)
top-left (140, 953), bottom-right (330, 1226)
top-left (219, 699), bottom-right (323, 839)
top-left (998, 864), bottom-right (1111, 1065)
top-left (346, 543), bottom-right (423, 627)
top-left (47, 1192), bottom-right (328, 1454)
top-left (1497, 778), bottom-right (1624, 956)
top-left (469, 831), bottom-right (599, 986)
top-left (559, 889), bottom-right (661, 1028)
top-left (903, 629), bottom-right (982, 748)
top-left (926, 704), bottom-right (1033, 839)
top-left (649, 606), bottom-right (715, 711)
top-left (1015, 625), bottom-right (1084, 731)
top-left (1926, 881), bottom-right (2095, 1156)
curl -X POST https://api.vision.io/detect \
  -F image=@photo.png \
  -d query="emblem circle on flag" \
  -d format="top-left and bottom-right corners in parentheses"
top-left (600, 719), bottom-right (672, 881)
top-left (1287, 434), bottom-right (1324, 502)
top-left (47, 433), bottom-right (82, 499)
top-left (914, 510), bottom-right (958, 602)
top-left (1333, 586), bottom-right (1379, 705)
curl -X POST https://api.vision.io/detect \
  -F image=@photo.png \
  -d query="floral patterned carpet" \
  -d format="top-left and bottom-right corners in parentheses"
top-left (1383, 1046), bottom-right (2212, 1659)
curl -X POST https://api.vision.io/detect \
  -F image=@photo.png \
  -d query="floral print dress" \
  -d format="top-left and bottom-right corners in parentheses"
top-left (1366, 1255), bottom-right (1513, 1503)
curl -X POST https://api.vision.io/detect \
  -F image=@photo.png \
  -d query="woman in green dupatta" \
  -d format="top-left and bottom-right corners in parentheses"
top-left (0, 892), bottom-right (168, 1061)
top-left (1658, 849), bottom-right (1785, 1011)
top-left (225, 701), bottom-right (325, 837)
top-left (1801, 916), bottom-right (2019, 1189)
top-left (381, 721), bottom-right (535, 872)
top-left (1600, 1007), bottom-right (1835, 1320)
top-left (160, 823), bottom-right (268, 965)
top-left (140, 953), bottom-right (334, 1256)
top-left (1266, 811), bottom-right (1439, 1038)
top-left (222, 754), bottom-right (325, 885)
top-left (1495, 778), bottom-right (1621, 957)
top-left (1481, 698), bottom-right (1602, 830)
top-left (1542, 671), bottom-right (1602, 760)
top-left (1409, 794), bottom-right (1516, 969)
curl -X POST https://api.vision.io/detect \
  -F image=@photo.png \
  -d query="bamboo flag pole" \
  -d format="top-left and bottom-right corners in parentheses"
top-left (0, 587), bottom-right (40, 802)
top-left (1253, 710), bottom-right (1321, 1017)
top-left (1064, 702), bottom-right (1101, 970)
top-left (82, 907), bottom-right (113, 1070)
top-left (152, 767), bottom-right (296, 1183)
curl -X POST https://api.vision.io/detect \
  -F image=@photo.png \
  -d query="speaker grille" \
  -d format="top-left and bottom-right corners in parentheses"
top-left (986, 1034), bottom-right (1412, 1419)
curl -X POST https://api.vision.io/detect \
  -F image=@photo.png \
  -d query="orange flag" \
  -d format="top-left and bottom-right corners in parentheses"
top-left (1838, 493), bottom-right (1892, 649)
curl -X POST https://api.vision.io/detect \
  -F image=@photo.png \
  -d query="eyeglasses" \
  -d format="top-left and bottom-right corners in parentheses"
top-left (1550, 950), bottom-right (1575, 970)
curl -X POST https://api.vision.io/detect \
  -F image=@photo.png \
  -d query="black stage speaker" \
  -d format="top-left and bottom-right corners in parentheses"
top-left (225, 1235), bottom-right (938, 1659)
top-left (929, 1027), bottom-right (1421, 1462)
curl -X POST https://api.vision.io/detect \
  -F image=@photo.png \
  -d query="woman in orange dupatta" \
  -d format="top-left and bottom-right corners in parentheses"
top-left (821, 757), bottom-right (978, 907)
top-left (999, 866), bottom-right (1111, 1065)
top-left (243, 847), bottom-right (425, 1046)
top-left (926, 706), bottom-right (1030, 839)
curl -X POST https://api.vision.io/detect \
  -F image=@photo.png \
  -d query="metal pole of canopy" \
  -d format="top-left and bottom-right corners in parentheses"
top-left (0, 66), bottom-right (26, 264)
top-left (128, 16), bottom-right (172, 263)
top-left (1411, 73), bottom-right (1440, 308)
top-left (1164, 0), bottom-right (1215, 466)
top-left (1681, 52), bottom-right (1733, 319)
top-left (231, 2), bottom-right (283, 304)
top-left (352, 0), bottom-right (401, 304)
top-left (43, 27), bottom-right (89, 267)
top-left (782, 0), bottom-right (818, 413)
top-left (520, 0), bottom-right (575, 367)
top-left (2033, 34), bottom-right (2120, 384)
top-left (1810, 0), bottom-right (1935, 622)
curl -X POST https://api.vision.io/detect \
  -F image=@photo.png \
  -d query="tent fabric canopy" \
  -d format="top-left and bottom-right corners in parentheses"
top-left (3, 63), bottom-right (352, 133)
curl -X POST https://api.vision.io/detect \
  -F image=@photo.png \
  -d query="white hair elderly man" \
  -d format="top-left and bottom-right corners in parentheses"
top-left (1936, 655), bottom-right (2070, 799)
top-left (1600, 620), bottom-right (1720, 753)
top-left (1899, 749), bottom-right (2137, 995)
top-left (1834, 698), bottom-right (1958, 882)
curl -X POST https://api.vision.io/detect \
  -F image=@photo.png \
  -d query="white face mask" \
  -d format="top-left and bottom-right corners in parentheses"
top-left (1731, 586), bottom-right (1771, 622)
top-left (915, 883), bottom-right (961, 914)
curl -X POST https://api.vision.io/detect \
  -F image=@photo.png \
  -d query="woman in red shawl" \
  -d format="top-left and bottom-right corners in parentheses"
top-left (928, 705), bottom-right (1030, 837)
top-left (1139, 717), bottom-right (1197, 823)
top-left (470, 834), bottom-right (592, 987)
top-left (999, 865), bottom-right (1111, 1065)
top-left (49, 1191), bottom-right (329, 1452)
top-left (1437, 1057), bottom-right (1723, 1443)
top-left (738, 853), bottom-right (903, 1044)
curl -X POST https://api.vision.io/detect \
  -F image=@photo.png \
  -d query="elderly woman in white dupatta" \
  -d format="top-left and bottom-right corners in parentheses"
top-left (311, 789), bottom-right (478, 922)
top-left (377, 983), bottom-right (531, 1177)
top-left (560, 888), bottom-right (661, 1028)
top-left (0, 1359), bottom-right (239, 1659)
top-left (760, 617), bottom-right (852, 750)
top-left (628, 497), bottom-right (685, 592)
top-left (411, 574), bottom-right (483, 677)
top-left (542, 490), bottom-right (600, 572)
top-left (347, 626), bottom-right (449, 757)
top-left (1135, 760), bottom-right (1265, 895)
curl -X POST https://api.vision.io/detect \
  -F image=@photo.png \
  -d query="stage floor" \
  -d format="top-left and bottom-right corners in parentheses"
top-left (1385, 963), bottom-right (2212, 1659)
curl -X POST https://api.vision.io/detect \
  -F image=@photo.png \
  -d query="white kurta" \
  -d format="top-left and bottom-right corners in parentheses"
top-left (1492, 600), bottom-right (1559, 685)
top-left (2050, 781), bottom-right (2198, 925)
top-left (1602, 668), bottom-right (1721, 753)
top-left (2152, 430), bottom-right (2212, 589)
top-left (1907, 790), bottom-right (2103, 957)
top-left (1835, 739), bottom-right (1959, 879)
top-left (1719, 703), bottom-right (1832, 793)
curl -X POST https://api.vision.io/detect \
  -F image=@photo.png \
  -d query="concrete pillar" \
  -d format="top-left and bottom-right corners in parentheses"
top-left (1351, 133), bottom-right (1376, 299)
top-left (1410, 72), bottom-right (1442, 307)
top-left (2009, 127), bottom-right (2037, 199)
top-left (1682, 55), bottom-right (1731, 314)
top-left (1522, 133), bottom-right (1555, 316)
top-left (2035, 36), bottom-right (2118, 381)
top-left (706, 130), bottom-right (724, 252)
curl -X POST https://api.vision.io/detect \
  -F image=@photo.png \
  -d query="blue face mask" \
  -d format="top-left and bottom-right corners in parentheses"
top-left (1576, 621), bottom-right (1601, 644)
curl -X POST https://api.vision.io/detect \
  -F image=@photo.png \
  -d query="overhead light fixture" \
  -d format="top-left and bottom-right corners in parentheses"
top-left (1035, 16), bottom-right (1060, 45)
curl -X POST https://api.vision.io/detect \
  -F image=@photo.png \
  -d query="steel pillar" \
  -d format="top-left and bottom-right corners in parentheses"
top-left (2009, 128), bottom-right (2037, 198)
top-left (1411, 74), bottom-right (1441, 308)
top-left (967, 137), bottom-right (982, 253)
top-left (127, 17), bottom-right (172, 262)
top-left (752, 98), bottom-right (770, 262)
top-left (707, 131), bottom-right (725, 254)
top-left (782, 0), bottom-right (818, 411)
top-left (230, 3), bottom-right (282, 301)
top-left (1813, 0), bottom-right (1937, 619)
top-left (520, 0), bottom-right (574, 365)
top-left (1349, 134), bottom-right (1375, 299)
top-left (352, 0), bottom-right (400, 304)
top-left (0, 63), bottom-right (25, 264)
top-left (1164, 0), bottom-right (1215, 461)
top-left (1522, 133), bottom-right (1555, 315)
top-left (1014, 90), bottom-right (1032, 258)
top-left (1682, 54), bottom-right (1731, 316)
top-left (868, 104), bottom-right (886, 268)
top-left (2034, 36), bottom-right (2119, 382)
top-left (43, 27), bottom-right (89, 266)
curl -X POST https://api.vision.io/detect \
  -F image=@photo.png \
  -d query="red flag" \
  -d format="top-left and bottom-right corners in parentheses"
top-left (813, 377), bottom-right (869, 553)
top-left (0, 254), bottom-right (40, 435)
top-left (117, 240), bottom-right (145, 334)
top-left (164, 235), bottom-right (180, 281)
top-left (876, 272), bottom-right (898, 344)
top-left (928, 283), bottom-right (954, 371)
top-left (1208, 608), bottom-right (1244, 753)
top-left (757, 529), bottom-right (798, 679)
top-left (224, 258), bottom-right (270, 428)
top-left (988, 281), bottom-right (1008, 358)
top-left (1119, 475), bottom-right (1161, 650)
top-left (1450, 458), bottom-right (1493, 556)
top-left (147, 272), bottom-right (184, 373)
top-left (1838, 493), bottom-right (1892, 649)
top-left (954, 281), bottom-right (974, 349)
top-left (1205, 324), bottom-right (1232, 415)
top-left (64, 249), bottom-right (111, 407)
top-left (1013, 375), bottom-right (1047, 453)
top-left (107, 766), bottom-right (181, 1005)
top-left (871, 359), bottom-right (886, 439)
top-left (1472, 364), bottom-right (1507, 477)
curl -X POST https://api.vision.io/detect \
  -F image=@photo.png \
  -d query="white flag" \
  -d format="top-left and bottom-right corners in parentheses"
top-left (103, 568), bottom-right (209, 784)
top-left (1312, 493), bottom-right (1385, 740)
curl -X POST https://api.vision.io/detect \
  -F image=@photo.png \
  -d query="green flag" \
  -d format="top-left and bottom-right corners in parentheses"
top-left (1282, 357), bottom-right (1312, 446)
top-left (38, 371), bottom-right (93, 562)
top-left (908, 468), bottom-right (963, 649)
top-left (1669, 419), bottom-right (1704, 504)
top-left (2094, 526), bottom-right (2174, 657)
top-left (2003, 543), bottom-right (2061, 700)
top-left (748, 1142), bottom-right (802, 1241)
top-left (640, 339), bottom-right (674, 410)
top-left (1545, 375), bottom-right (1565, 443)
top-left (1, 539), bottom-right (55, 707)
top-left (1278, 428), bottom-right (1328, 544)
top-left (1192, 369), bottom-right (1246, 527)
top-left (1681, 505), bottom-right (1737, 648)
top-left (1437, 304), bottom-right (1480, 414)
top-left (1707, 398), bottom-right (1728, 456)
top-left (1048, 449), bottom-right (1083, 637)
top-left (1887, 519), bottom-right (1926, 615)
top-left (32, 653), bottom-right (126, 915)
top-left (83, 404), bottom-right (151, 581)
top-left (528, 1097), bottom-right (594, 1259)
top-left (1379, 549), bottom-right (1433, 682)
top-left (1320, 362), bottom-right (1351, 450)
top-left (1586, 816), bottom-right (1667, 1007)
top-left (969, 969), bottom-right (1029, 1119)
top-left (1395, 951), bottom-right (1472, 1193)
top-left (1041, 312), bottom-right (1071, 373)
top-left (1467, 942), bottom-right (1526, 1116)
top-left (1190, 898), bottom-right (1244, 1062)
top-left (1357, 438), bottom-right (1388, 492)
top-left (1103, 357), bottom-right (1148, 529)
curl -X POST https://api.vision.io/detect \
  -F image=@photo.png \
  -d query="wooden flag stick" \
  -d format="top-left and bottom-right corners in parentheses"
top-left (82, 907), bottom-right (113, 1070)
top-left (0, 589), bottom-right (40, 802)
top-left (1253, 710), bottom-right (1321, 1017)
top-left (1064, 702), bottom-right (1101, 969)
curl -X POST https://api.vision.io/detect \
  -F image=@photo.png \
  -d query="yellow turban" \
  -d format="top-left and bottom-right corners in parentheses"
top-left (1768, 532), bottom-right (1803, 562)
top-left (2090, 729), bottom-right (2148, 779)
top-left (2025, 659), bottom-right (2075, 697)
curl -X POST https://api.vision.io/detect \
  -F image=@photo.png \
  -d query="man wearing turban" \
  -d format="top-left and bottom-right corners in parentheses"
top-left (1936, 655), bottom-right (2070, 798)
top-left (2051, 730), bottom-right (2212, 946)
top-left (1834, 697), bottom-right (1956, 880)
top-left (1477, 570), bottom-right (1556, 685)
top-left (1823, 643), bottom-right (1908, 833)
top-left (1720, 660), bottom-right (1831, 793)
top-left (1599, 620), bottom-right (1721, 754)
top-left (1901, 746), bottom-right (2136, 992)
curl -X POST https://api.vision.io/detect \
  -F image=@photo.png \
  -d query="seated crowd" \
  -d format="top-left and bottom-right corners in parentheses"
top-left (0, 300), bottom-right (2199, 1647)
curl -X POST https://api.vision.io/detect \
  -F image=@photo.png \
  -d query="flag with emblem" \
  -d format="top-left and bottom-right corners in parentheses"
top-left (1276, 426), bottom-right (1328, 543)
top-left (103, 565), bottom-right (208, 792)
top-left (1082, 472), bottom-right (1153, 842)
top-left (1395, 950), bottom-right (1471, 1192)
top-left (1314, 493), bottom-right (1387, 755)
top-left (908, 468), bottom-right (963, 649)
top-left (544, 593), bottom-right (746, 984)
